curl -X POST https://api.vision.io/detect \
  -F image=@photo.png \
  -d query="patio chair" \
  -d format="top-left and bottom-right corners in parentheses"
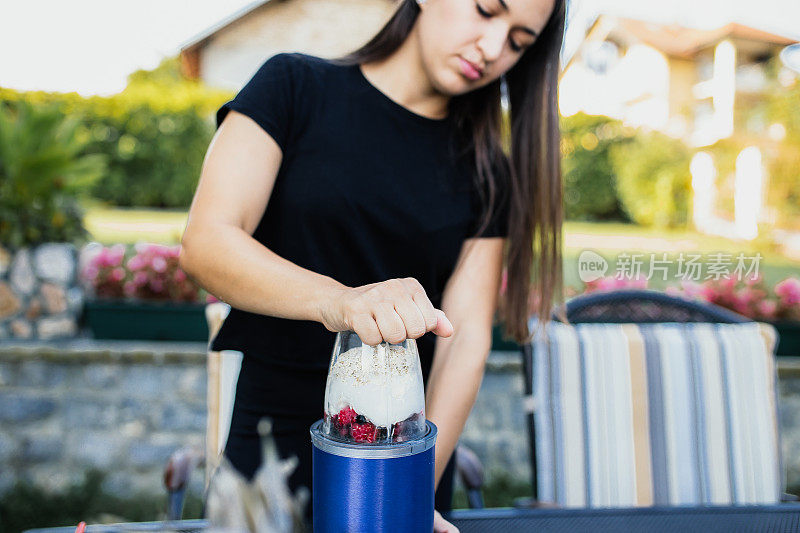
top-left (516, 288), bottom-right (794, 508)
top-left (203, 302), bottom-right (240, 491)
top-left (163, 302), bottom-right (238, 520)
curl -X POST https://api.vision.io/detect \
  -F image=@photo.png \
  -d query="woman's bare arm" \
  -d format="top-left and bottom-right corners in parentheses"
top-left (179, 110), bottom-right (346, 322)
top-left (424, 237), bottom-right (504, 488)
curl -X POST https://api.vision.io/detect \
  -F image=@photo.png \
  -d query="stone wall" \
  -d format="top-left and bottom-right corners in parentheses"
top-left (460, 353), bottom-right (531, 484)
top-left (0, 244), bottom-right (83, 340)
top-left (0, 341), bottom-right (207, 496)
top-left (2, 342), bottom-right (800, 500)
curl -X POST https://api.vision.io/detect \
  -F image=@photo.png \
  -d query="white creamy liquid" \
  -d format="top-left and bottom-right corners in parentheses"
top-left (326, 343), bottom-right (424, 427)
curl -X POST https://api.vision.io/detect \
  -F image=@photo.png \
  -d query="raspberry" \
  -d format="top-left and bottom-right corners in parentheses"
top-left (351, 422), bottom-right (376, 443)
top-left (336, 406), bottom-right (357, 426)
top-left (392, 421), bottom-right (406, 442)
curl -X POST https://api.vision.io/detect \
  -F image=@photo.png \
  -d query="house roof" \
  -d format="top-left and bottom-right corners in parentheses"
top-left (179, 0), bottom-right (273, 52)
top-left (615, 17), bottom-right (798, 57)
top-left (565, 14), bottom-right (799, 72)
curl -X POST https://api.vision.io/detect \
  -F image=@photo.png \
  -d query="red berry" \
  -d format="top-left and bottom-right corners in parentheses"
top-left (337, 406), bottom-right (357, 426)
top-left (352, 422), bottom-right (376, 443)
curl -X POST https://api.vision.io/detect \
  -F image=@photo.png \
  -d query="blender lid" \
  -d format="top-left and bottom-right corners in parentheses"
top-left (310, 419), bottom-right (437, 459)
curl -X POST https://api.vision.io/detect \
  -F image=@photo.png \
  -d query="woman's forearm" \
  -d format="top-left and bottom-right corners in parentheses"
top-left (179, 222), bottom-right (346, 322)
top-left (425, 328), bottom-right (492, 489)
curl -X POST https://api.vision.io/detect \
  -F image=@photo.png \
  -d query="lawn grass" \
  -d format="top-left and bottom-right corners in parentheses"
top-left (82, 206), bottom-right (799, 290)
top-left (83, 204), bottom-right (187, 245)
top-left (561, 221), bottom-right (798, 291)
top-left (561, 249), bottom-right (798, 293)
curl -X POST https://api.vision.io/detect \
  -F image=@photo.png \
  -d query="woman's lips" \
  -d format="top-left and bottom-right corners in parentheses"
top-left (458, 57), bottom-right (483, 81)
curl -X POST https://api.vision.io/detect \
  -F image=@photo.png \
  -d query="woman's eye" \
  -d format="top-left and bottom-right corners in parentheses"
top-left (475, 2), bottom-right (491, 18)
top-left (510, 40), bottom-right (522, 52)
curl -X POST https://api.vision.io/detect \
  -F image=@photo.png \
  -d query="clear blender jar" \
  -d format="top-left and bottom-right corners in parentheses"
top-left (310, 330), bottom-right (437, 532)
top-left (320, 330), bottom-right (428, 444)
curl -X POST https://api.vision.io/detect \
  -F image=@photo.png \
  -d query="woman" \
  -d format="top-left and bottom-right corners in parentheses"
top-left (180, 0), bottom-right (565, 529)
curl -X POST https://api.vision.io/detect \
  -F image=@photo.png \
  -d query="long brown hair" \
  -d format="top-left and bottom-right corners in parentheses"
top-left (333, 0), bottom-right (566, 343)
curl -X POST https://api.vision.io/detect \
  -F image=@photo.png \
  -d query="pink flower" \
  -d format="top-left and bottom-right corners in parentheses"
top-left (757, 299), bottom-right (778, 319)
top-left (149, 279), bottom-right (165, 293)
top-left (95, 248), bottom-right (112, 268)
top-left (678, 280), bottom-right (704, 299)
top-left (123, 281), bottom-right (136, 297)
top-left (775, 278), bottom-right (800, 306)
top-left (126, 255), bottom-right (145, 271)
top-left (110, 267), bottom-right (125, 282)
top-left (582, 275), bottom-right (648, 294)
top-left (84, 241), bottom-right (202, 303)
top-left (108, 244), bottom-right (126, 266)
top-left (665, 286), bottom-right (682, 297)
top-left (133, 271), bottom-right (148, 286)
top-left (83, 265), bottom-right (99, 281)
top-left (151, 256), bottom-right (168, 273)
top-left (732, 299), bottom-right (750, 315)
top-left (699, 284), bottom-right (718, 301)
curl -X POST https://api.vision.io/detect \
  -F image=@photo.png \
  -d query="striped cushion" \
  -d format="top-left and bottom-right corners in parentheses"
top-left (529, 320), bottom-right (783, 507)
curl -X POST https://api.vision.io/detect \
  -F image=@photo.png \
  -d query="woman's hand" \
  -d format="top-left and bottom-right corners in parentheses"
top-left (434, 510), bottom-right (459, 532)
top-left (319, 277), bottom-right (454, 346)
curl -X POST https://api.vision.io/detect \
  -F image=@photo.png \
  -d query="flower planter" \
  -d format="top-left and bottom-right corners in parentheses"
top-left (769, 320), bottom-right (800, 357)
top-left (84, 299), bottom-right (209, 342)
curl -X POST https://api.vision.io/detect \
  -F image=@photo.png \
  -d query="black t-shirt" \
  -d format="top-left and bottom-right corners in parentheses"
top-left (210, 52), bottom-right (509, 416)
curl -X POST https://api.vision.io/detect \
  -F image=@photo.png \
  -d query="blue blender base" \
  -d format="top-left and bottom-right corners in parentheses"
top-left (310, 419), bottom-right (437, 533)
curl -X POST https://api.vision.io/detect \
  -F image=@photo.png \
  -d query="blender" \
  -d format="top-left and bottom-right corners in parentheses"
top-left (309, 330), bottom-right (437, 532)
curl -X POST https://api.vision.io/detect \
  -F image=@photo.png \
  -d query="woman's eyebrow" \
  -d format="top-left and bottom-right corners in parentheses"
top-left (496, 0), bottom-right (540, 37)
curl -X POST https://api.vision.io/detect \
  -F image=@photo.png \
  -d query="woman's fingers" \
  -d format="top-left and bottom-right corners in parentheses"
top-left (350, 312), bottom-right (382, 346)
top-left (433, 308), bottom-right (454, 337)
top-left (334, 278), bottom-right (455, 344)
top-left (411, 288), bottom-right (439, 333)
top-left (433, 510), bottom-right (459, 532)
top-left (373, 301), bottom-right (407, 345)
top-left (393, 294), bottom-right (428, 339)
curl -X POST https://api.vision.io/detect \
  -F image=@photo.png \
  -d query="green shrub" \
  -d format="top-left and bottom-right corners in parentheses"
top-left (0, 100), bottom-right (107, 248)
top-left (0, 57), bottom-right (232, 209)
top-left (81, 101), bottom-right (216, 207)
top-left (452, 471), bottom-right (533, 509)
top-left (609, 128), bottom-right (693, 228)
top-left (764, 67), bottom-right (800, 230)
top-left (560, 112), bottom-right (632, 221)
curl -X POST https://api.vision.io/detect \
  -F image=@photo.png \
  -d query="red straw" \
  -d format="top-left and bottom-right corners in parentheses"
top-left (75, 522), bottom-right (86, 533)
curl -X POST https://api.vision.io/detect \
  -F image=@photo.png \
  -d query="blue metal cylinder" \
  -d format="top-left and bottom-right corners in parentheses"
top-left (310, 419), bottom-right (437, 532)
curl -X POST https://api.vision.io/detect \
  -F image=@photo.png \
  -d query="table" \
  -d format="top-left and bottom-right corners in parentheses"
top-left (24, 504), bottom-right (800, 532)
top-left (446, 504), bottom-right (800, 532)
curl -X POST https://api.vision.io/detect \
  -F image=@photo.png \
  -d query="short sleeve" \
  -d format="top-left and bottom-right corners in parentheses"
top-left (215, 53), bottom-right (299, 152)
top-left (470, 160), bottom-right (511, 238)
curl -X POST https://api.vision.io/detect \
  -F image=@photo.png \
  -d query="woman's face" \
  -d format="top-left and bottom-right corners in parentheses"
top-left (415, 0), bottom-right (556, 95)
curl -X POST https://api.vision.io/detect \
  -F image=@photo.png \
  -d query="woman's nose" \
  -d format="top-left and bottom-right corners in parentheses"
top-left (476, 21), bottom-right (509, 63)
